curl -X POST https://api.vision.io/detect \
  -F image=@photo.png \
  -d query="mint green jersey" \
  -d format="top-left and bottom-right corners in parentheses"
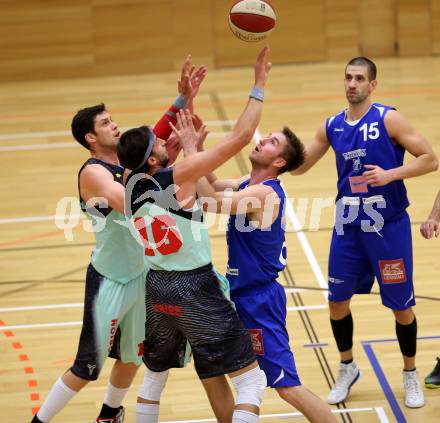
top-left (127, 168), bottom-right (212, 271)
top-left (79, 159), bottom-right (146, 283)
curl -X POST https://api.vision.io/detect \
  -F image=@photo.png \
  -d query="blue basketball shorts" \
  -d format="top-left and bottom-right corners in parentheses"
top-left (328, 212), bottom-right (415, 310)
top-left (232, 281), bottom-right (301, 388)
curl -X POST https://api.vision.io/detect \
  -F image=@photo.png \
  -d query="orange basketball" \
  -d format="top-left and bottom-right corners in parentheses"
top-left (229, 0), bottom-right (276, 42)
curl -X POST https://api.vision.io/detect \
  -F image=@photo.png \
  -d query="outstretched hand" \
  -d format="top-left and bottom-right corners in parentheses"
top-left (169, 109), bottom-right (199, 156)
top-left (254, 46), bottom-right (272, 88)
top-left (192, 114), bottom-right (209, 151)
top-left (177, 55), bottom-right (207, 100)
top-left (165, 132), bottom-right (182, 166)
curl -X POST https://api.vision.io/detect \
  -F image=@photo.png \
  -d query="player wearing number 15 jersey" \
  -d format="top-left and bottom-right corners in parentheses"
top-left (118, 47), bottom-right (271, 423)
top-left (291, 57), bottom-right (438, 409)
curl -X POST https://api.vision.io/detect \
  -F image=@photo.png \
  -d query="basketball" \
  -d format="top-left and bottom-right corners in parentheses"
top-left (229, 0), bottom-right (276, 42)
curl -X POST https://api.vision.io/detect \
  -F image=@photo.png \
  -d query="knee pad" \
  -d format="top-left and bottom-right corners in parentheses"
top-left (231, 366), bottom-right (267, 408)
top-left (138, 368), bottom-right (169, 401)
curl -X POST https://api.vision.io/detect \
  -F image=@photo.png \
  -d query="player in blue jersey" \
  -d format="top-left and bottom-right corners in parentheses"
top-left (420, 189), bottom-right (440, 389)
top-left (118, 47), bottom-right (272, 423)
top-left (189, 125), bottom-right (337, 422)
top-left (291, 57), bottom-right (438, 408)
top-left (31, 58), bottom-right (205, 423)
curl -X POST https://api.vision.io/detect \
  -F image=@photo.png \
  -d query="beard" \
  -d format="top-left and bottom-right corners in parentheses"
top-left (346, 90), bottom-right (369, 105)
top-left (158, 155), bottom-right (169, 168)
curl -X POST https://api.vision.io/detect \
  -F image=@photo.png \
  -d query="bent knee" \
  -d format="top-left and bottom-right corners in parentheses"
top-left (231, 366), bottom-right (267, 408)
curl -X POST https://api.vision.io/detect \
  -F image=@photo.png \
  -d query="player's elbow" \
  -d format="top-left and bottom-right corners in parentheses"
top-left (427, 152), bottom-right (439, 172)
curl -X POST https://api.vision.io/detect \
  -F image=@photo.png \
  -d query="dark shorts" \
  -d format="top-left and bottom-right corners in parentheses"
top-left (70, 264), bottom-right (121, 381)
top-left (143, 263), bottom-right (256, 379)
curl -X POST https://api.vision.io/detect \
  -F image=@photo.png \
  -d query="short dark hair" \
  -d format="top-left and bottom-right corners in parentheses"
top-left (278, 126), bottom-right (305, 174)
top-left (71, 103), bottom-right (106, 150)
top-left (346, 57), bottom-right (377, 81)
top-left (117, 126), bottom-right (153, 170)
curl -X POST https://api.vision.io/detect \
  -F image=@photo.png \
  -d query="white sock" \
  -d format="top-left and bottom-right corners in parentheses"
top-left (103, 382), bottom-right (129, 408)
top-left (232, 409), bottom-right (259, 423)
top-left (136, 403), bottom-right (160, 423)
top-left (37, 377), bottom-right (77, 422)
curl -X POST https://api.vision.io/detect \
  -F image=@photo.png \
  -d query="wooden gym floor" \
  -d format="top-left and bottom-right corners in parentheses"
top-left (1, 56), bottom-right (439, 422)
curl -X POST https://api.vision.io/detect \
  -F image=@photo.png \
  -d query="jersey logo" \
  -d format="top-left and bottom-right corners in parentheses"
top-left (379, 259), bottom-right (407, 284)
top-left (349, 175), bottom-right (368, 193)
top-left (333, 128), bottom-right (344, 132)
top-left (352, 157), bottom-right (362, 173)
top-left (248, 329), bottom-right (264, 355)
top-left (342, 149), bottom-right (366, 160)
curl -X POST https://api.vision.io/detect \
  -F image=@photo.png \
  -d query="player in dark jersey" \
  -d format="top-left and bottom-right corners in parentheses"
top-left (118, 47), bottom-right (272, 423)
top-left (189, 125), bottom-right (337, 422)
top-left (420, 189), bottom-right (440, 389)
top-left (291, 57), bottom-right (438, 408)
top-left (31, 57), bottom-right (205, 423)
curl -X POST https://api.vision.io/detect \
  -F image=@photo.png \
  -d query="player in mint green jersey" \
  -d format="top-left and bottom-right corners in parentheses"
top-left (31, 57), bottom-right (206, 423)
top-left (118, 47), bottom-right (272, 423)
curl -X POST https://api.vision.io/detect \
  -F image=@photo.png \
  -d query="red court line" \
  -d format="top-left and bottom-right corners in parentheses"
top-left (1, 86), bottom-right (440, 122)
top-left (1, 321), bottom-right (41, 417)
top-left (0, 225), bottom-right (81, 249)
top-left (30, 393), bottom-right (40, 401)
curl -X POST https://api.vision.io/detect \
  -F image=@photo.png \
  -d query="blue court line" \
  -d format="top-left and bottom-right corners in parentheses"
top-left (303, 343), bottom-right (328, 348)
top-left (364, 335), bottom-right (440, 344)
top-left (362, 335), bottom-right (440, 423)
top-left (362, 342), bottom-right (407, 423)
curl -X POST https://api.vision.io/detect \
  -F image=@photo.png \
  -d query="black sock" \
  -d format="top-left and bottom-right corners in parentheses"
top-left (31, 415), bottom-right (44, 423)
top-left (98, 403), bottom-right (120, 418)
top-left (341, 358), bottom-right (354, 365)
top-left (396, 317), bottom-right (417, 358)
top-left (330, 313), bottom-right (354, 353)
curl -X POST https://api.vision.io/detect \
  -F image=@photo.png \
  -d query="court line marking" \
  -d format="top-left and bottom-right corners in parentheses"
top-left (0, 303), bottom-right (83, 312)
top-left (0, 131), bottom-right (230, 152)
top-left (0, 215), bottom-right (83, 225)
top-left (362, 336), bottom-right (440, 423)
top-left (159, 407), bottom-right (386, 423)
top-left (0, 322), bottom-right (83, 330)
top-left (254, 128), bottom-right (328, 299)
top-left (0, 121), bottom-right (236, 141)
top-left (0, 305), bottom-right (327, 328)
top-left (375, 406), bottom-right (391, 423)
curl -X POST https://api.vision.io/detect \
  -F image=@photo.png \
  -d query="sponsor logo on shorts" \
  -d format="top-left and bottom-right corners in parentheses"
top-left (248, 329), bottom-right (264, 355)
top-left (379, 258), bottom-right (407, 284)
top-left (87, 363), bottom-right (96, 376)
top-left (154, 303), bottom-right (183, 317)
top-left (108, 318), bottom-right (118, 352)
top-left (137, 342), bottom-right (144, 357)
top-left (328, 276), bottom-right (344, 284)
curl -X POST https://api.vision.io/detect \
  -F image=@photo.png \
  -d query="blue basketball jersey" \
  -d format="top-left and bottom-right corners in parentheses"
top-left (226, 178), bottom-right (287, 296)
top-left (326, 103), bottom-right (409, 226)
